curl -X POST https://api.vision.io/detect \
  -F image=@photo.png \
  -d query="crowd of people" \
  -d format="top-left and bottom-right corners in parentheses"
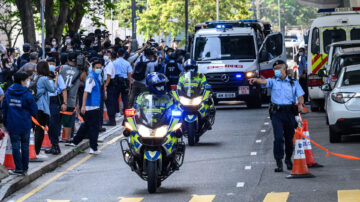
top-left (0, 31), bottom-right (188, 175)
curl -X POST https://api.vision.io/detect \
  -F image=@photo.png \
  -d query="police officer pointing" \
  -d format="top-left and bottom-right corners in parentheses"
top-left (249, 60), bottom-right (305, 172)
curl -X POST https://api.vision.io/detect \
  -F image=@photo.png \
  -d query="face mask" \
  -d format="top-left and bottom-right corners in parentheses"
top-left (5, 63), bottom-right (11, 68)
top-left (103, 55), bottom-right (109, 61)
top-left (95, 69), bottom-right (102, 75)
top-left (49, 65), bottom-right (56, 72)
top-left (52, 41), bottom-right (57, 46)
top-left (274, 69), bottom-right (282, 78)
top-left (299, 52), bottom-right (304, 56)
top-left (66, 39), bottom-right (71, 44)
top-left (25, 80), bottom-right (30, 88)
top-left (156, 86), bottom-right (165, 91)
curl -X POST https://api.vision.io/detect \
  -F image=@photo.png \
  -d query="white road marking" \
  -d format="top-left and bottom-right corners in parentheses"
top-left (245, 166), bottom-right (252, 170)
top-left (236, 182), bottom-right (245, 187)
top-left (256, 139), bottom-right (262, 143)
top-left (251, 152), bottom-right (257, 156)
top-left (267, 116), bottom-right (270, 119)
top-left (81, 198), bottom-right (88, 201)
top-left (264, 122), bottom-right (269, 125)
top-left (261, 129), bottom-right (266, 132)
top-left (227, 193), bottom-right (234, 196)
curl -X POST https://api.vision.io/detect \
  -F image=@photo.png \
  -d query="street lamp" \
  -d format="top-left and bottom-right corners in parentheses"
top-left (40, 0), bottom-right (45, 59)
top-left (185, 0), bottom-right (188, 51)
top-left (278, 0), bottom-right (281, 32)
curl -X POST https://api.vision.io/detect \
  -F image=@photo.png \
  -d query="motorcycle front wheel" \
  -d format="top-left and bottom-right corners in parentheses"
top-left (187, 122), bottom-right (196, 146)
top-left (147, 161), bottom-right (157, 193)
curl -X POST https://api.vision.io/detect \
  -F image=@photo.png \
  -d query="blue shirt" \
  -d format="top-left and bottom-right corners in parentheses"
top-left (266, 77), bottom-right (304, 105)
top-left (49, 75), bottom-right (66, 97)
top-left (113, 57), bottom-right (132, 78)
top-left (0, 87), bottom-right (3, 96)
top-left (36, 76), bottom-right (56, 115)
top-left (298, 55), bottom-right (307, 75)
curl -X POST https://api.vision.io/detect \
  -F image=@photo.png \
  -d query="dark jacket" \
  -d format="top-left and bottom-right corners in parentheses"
top-left (2, 83), bottom-right (38, 135)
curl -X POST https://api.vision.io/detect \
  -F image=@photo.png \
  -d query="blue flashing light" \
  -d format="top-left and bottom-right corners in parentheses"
top-left (241, 19), bottom-right (258, 23)
top-left (216, 24), bottom-right (233, 29)
top-left (317, 8), bottom-right (335, 13)
top-left (172, 110), bottom-right (182, 117)
top-left (235, 74), bottom-right (242, 79)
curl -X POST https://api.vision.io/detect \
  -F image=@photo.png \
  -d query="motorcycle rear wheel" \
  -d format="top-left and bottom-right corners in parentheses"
top-left (147, 161), bottom-right (157, 193)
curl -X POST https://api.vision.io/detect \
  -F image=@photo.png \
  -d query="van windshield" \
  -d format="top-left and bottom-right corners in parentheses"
top-left (194, 35), bottom-right (256, 61)
top-left (323, 29), bottom-right (346, 53)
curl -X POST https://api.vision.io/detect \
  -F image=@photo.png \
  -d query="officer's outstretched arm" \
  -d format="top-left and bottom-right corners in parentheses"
top-left (248, 78), bottom-right (267, 85)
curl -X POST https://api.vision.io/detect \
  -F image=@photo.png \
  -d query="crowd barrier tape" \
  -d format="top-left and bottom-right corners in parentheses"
top-left (59, 108), bottom-right (84, 122)
top-left (31, 116), bottom-right (48, 132)
top-left (298, 129), bottom-right (360, 161)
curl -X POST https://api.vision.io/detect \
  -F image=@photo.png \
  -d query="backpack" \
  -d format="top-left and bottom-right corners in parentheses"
top-left (132, 57), bottom-right (149, 81)
top-left (19, 56), bottom-right (29, 68)
top-left (165, 62), bottom-right (181, 85)
top-left (28, 76), bottom-right (41, 101)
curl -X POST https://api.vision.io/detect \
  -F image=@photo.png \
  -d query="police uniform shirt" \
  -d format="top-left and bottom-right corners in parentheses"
top-left (49, 75), bottom-right (66, 97)
top-left (266, 76), bottom-right (305, 105)
top-left (133, 55), bottom-right (158, 84)
top-left (84, 77), bottom-right (100, 111)
top-left (104, 60), bottom-right (115, 79)
top-left (113, 57), bottom-right (132, 78)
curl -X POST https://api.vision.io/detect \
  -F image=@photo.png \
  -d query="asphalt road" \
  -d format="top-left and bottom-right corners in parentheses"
top-left (5, 104), bottom-right (360, 202)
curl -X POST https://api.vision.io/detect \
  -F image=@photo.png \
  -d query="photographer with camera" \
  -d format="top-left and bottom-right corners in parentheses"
top-left (46, 57), bottom-right (67, 155)
top-left (60, 52), bottom-right (87, 144)
top-left (61, 34), bottom-right (73, 53)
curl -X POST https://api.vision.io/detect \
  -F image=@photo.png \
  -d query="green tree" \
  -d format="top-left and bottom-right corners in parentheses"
top-left (0, 0), bottom-right (22, 48)
top-left (114, 0), bottom-right (251, 41)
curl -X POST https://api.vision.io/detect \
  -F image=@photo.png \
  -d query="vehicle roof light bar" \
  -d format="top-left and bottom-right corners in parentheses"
top-left (318, 7), bottom-right (360, 13)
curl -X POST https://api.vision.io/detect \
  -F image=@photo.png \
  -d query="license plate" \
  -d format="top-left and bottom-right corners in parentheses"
top-left (238, 86), bottom-right (249, 95)
top-left (216, 93), bottom-right (236, 98)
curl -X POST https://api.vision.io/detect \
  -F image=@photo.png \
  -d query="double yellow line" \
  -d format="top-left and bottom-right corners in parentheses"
top-left (16, 135), bottom-right (124, 202)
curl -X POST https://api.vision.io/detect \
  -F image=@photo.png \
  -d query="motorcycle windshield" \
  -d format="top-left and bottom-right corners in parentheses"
top-left (178, 72), bottom-right (203, 98)
top-left (136, 94), bottom-right (171, 128)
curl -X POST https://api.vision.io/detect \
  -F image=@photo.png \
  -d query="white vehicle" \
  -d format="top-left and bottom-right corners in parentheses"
top-left (322, 64), bottom-right (360, 143)
top-left (307, 8), bottom-right (360, 111)
top-left (192, 20), bottom-right (286, 108)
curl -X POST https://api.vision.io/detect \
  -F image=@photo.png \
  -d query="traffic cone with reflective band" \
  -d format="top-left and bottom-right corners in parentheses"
top-left (41, 131), bottom-right (52, 149)
top-left (302, 120), bottom-right (323, 168)
top-left (60, 128), bottom-right (67, 142)
top-left (29, 131), bottom-right (43, 162)
top-left (103, 105), bottom-right (109, 121)
top-left (3, 135), bottom-right (15, 170)
top-left (286, 128), bottom-right (315, 179)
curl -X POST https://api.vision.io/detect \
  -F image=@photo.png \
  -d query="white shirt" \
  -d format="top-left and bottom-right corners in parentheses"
top-left (134, 55), bottom-right (158, 84)
top-left (104, 60), bottom-right (115, 79)
top-left (84, 77), bottom-right (100, 111)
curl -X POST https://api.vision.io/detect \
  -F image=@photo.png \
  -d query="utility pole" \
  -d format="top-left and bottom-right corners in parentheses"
top-left (278, 0), bottom-right (281, 32)
top-left (216, 0), bottom-right (219, 21)
top-left (131, 0), bottom-right (138, 51)
top-left (252, 0), bottom-right (256, 19)
top-left (111, 0), bottom-right (114, 43)
top-left (185, 0), bottom-right (189, 51)
top-left (40, 0), bottom-right (45, 59)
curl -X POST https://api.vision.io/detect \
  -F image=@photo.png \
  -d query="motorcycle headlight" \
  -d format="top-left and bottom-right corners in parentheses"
top-left (138, 124), bottom-right (152, 137)
top-left (154, 125), bottom-right (169, 137)
top-left (179, 96), bottom-right (203, 106)
top-left (171, 123), bottom-right (182, 132)
top-left (124, 122), bottom-right (133, 130)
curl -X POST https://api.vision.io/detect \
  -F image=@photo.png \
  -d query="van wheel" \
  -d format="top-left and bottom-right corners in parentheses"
top-left (329, 126), bottom-right (341, 143)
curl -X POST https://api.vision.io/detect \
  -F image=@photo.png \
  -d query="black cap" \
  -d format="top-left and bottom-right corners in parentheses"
top-left (68, 52), bottom-right (77, 62)
top-left (273, 60), bottom-right (287, 68)
top-left (23, 43), bottom-right (31, 52)
top-left (90, 57), bottom-right (102, 66)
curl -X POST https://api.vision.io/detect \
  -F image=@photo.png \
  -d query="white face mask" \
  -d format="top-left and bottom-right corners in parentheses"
top-left (25, 80), bottom-right (30, 88)
top-left (299, 52), bottom-right (304, 56)
top-left (156, 86), bottom-right (165, 91)
top-left (66, 39), bottom-right (71, 44)
top-left (103, 55), bottom-right (110, 61)
top-left (52, 41), bottom-right (57, 46)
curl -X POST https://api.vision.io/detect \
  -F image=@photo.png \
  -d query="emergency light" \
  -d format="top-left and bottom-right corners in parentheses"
top-left (125, 109), bottom-right (136, 117)
top-left (216, 24), bottom-right (233, 29)
top-left (170, 85), bottom-right (177, 90)
top-left (241, 19), bottom-right (258, 23)
top-left (172, 110), bottom-right (182, 117)
top-left (235, 74), bottom-right (243, 79)
top-left (318, 7), bottom-right (360, 13)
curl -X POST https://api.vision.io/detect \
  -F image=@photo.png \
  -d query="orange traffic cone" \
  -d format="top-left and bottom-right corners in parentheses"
top-left (3, 135), bottom-right (15, 170)
top-left (302, 120), bottom-right (323, 168)
top-left (60, 128), bottom-right (67, 142)
top-left (103, 105), bottom-right (109, 121)
top-left (41, 131), bottom-right (52, 149)
top-left (29, 131), bottom-right (43, 162)
top-left (286, 128), bottom-right (315, 179)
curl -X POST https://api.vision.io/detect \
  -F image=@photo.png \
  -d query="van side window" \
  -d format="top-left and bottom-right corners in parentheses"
top-left (311, 28), bottom-right (320, 54)
top-left (323, 29), bottom-right (346, 53)
top-left (265, 34), bottom-right (283, 59)
top-left (351, 28), bottom-right (360, 40)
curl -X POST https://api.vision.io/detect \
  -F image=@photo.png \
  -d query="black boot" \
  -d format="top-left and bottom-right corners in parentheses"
top-left (284, 158), bottom-right (293, 170)
top-left (274, 159), bottom-right (283, 172)
top-left (45, 146), bottom-right (56, 154)
top-left (53, 144), bottom-right (61, 155)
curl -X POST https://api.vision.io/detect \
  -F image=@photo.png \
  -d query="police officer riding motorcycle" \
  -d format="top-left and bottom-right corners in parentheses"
top-left (171, 59), bottom-right (216, 146)
top-left (120, 72), bottom-right (185, 193)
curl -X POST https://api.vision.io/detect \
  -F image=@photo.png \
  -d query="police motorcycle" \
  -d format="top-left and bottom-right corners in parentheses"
top-left (120, 73), bottom-right (185, 193)
top-left (171, 59), bottom-right (216, 146)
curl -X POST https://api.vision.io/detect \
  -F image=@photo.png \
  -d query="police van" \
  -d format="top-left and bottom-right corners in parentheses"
top-left (307, 7), bottom-right (360, 111)
top-left (192, 20), bottom-right (286, 108)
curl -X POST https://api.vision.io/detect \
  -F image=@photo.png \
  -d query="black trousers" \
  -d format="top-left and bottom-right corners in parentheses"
top-left (49, 101), bottom-right (61, 146)
top-left (35, 110), bottom-right (49, 155)
top-left (116, 82), bottom-right (129, 113)
top-left (73, 109), bottom-right (100, 151)
top-left (299, 77), bottom-right (308, 102)
top-left (105, 84), bottom-right (117, 121)
top-left (271, 111), bottom-right (296, 160)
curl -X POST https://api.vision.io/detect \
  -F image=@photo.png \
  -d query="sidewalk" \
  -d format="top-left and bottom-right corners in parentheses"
top-left (0, 115), bottom-right (124, 200)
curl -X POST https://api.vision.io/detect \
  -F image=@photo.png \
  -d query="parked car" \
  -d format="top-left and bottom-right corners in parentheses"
top-left (321, 64), bottom-right (360, 143)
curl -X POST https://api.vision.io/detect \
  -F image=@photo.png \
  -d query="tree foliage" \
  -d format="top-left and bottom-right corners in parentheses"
top-left (115, 0), bottom-right (251, 40)
top-left (0, 0), bottom-right (22, 48)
